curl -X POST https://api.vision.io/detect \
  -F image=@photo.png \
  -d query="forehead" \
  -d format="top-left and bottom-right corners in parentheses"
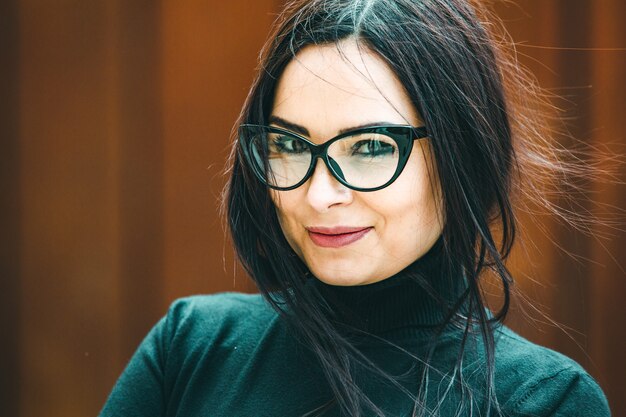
top-left (271, 40), bottom-right (420, 140)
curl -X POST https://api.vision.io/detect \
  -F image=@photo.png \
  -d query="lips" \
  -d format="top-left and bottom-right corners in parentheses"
top-left (306, 226), bottom-right (372, 248)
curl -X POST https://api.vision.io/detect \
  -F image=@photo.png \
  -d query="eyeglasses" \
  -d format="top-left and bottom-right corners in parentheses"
top-left (239, 124), bottom-right (429, 192)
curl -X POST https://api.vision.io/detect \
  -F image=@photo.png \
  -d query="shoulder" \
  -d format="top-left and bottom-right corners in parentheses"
top-left (165, 292), bottom-right (275, 320)
top-left (494, 326), bottom-right (610, 416)
top-left (162, 292), bottom-right (279, 337)
top-left (99, 293), bottom-right (288, 416)
top-left (151, 292), bottom-right (280, 357)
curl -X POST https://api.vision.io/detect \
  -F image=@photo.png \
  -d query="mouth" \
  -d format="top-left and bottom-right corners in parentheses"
top-left (306, 226), bottom-right (373, 248)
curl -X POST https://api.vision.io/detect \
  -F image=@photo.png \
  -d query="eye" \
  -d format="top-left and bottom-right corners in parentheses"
top-left (269, 135), bottom-right (309, 154)
top-left (350, 138), bottom-right (396, 157)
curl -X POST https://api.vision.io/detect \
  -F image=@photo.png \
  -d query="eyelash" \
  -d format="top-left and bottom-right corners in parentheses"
top-left (350, 139), bottom-right (396, 157)
top-left (271, 136), bottom-right (308, 154)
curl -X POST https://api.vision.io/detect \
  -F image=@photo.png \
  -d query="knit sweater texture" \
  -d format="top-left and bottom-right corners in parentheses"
top-left (100, 245), bottom-right (610, 417)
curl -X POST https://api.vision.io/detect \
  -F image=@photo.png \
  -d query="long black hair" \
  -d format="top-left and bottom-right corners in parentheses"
top-left (222, 0), bottom-right (601, 415)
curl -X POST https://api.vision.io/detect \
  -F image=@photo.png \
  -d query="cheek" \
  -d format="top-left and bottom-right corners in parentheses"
top-left (376, 154), bottom-right (442, 247)
top-left (269, 190), bottom-right (303, 253)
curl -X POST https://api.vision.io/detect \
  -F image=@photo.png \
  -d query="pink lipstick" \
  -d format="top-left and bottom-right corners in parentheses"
top-left (306, 226), bottom-right (372, 248)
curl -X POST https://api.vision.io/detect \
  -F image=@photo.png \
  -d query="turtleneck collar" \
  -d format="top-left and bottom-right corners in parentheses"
top-left (306, 236), bottom-right (467, 340)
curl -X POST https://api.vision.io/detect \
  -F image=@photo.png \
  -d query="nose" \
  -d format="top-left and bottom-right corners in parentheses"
top-left (305, 158), bottom-right (353, 212)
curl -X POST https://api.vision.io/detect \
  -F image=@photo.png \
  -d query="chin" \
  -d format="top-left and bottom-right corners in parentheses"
top-left (315, 276), bottom-right (369, 287)
top-left (308, 266), bottom-right (362, 286)
top-left (309, 265), bottom-right (382, 287)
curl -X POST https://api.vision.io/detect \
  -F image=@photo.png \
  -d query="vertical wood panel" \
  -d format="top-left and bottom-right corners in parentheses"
top-left (0, 0), bottom-right (21, 415)
top-left (161, 1), bottom-right (279, 303)
top-left (548, 0), bottom-right (595, 365)
top-left (115, 0), bottom-right (165, 361)
top-left (18, 1), bottom-right (125, 415)
top-left (502, 0), bottom-right (600, 368)
top-left (590, 1), bottom-right (626, 414)
top-left (492, 0), bottom-right (564, 349)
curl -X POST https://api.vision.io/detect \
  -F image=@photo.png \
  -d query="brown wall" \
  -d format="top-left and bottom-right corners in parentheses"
top-left (2, 1), bottom-right (275, 416)
top-left (492, 2), bottom-right (626, 414)
top-left (0, 0), bottom-right (21, 416)
top-left (1, 1), bottom-right (624, 416)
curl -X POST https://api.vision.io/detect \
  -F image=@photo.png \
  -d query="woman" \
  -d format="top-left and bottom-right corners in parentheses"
top-left (100, 0), bottom-right (611, 416)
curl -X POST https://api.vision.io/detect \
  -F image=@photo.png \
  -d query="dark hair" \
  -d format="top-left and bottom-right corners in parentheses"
top-left (222, 0), bottom-right (609, 416)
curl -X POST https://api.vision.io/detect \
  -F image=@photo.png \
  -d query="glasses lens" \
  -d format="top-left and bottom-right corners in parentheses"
top-left (242, 126), bottom-right (406, 190)
top-left (327, 132), bottom-right (400, 189)
top-left (246, 128), bottom-right (312, 188)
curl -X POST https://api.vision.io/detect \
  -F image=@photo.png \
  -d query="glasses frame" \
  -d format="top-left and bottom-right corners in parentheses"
top-left (239, 123), bottom-right (429, 192)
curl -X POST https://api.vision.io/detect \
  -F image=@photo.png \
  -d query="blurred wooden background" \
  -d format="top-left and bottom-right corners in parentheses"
top-left (0, 1), bottom-right (624, 416)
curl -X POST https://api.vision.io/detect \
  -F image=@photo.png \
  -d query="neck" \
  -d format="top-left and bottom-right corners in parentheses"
top-left (307, 236), bottom-right (466, 341)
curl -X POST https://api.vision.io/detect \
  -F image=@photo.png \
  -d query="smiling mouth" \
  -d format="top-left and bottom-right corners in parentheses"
top-left (306, 227), bottom-right (373, 248)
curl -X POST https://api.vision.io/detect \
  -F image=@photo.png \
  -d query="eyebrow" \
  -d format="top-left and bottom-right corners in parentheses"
top-left (268, 115), bottom-right (401, 137)
top-left (268, 115), bottom-right (310, 136)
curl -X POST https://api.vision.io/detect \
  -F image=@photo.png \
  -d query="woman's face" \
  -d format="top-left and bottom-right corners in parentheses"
top-left (269, 40), bottom-right (443, 286)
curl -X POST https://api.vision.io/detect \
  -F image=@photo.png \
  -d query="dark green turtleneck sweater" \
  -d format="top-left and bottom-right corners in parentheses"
top-left (100, 252), bottom-right (610, 416)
